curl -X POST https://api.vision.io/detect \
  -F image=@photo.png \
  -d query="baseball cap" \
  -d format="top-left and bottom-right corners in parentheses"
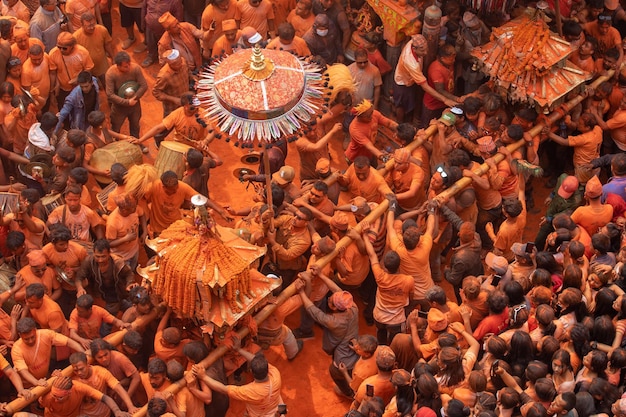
top-left (439, 112), bottom-right (456, 126)
top-left (485, 252), bottom-right (508, 275)
top-left (427, 308), bottom-right (448, 332)
top-left (557, 175), bottom-right (579, 199)
top-left (272, 165), bottom-right (295, 185)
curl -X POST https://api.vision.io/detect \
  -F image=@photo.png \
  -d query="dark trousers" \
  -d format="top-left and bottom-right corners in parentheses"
top-left (375, 320), bottom-right (402, 346)
top-left (329, 361), bottom-right (353, 397)
top-left (359, 267), bottom-right (376, 323)
top-left (111, 102), bottom-right (141, 138)
top-left (476, 204), bottom-right (503, 250)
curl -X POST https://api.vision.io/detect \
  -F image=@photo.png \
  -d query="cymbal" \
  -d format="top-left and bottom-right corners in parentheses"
top-left (233, 167), bottom-right (256, 180)
top-left (240, 151), bottom-right (261, 165)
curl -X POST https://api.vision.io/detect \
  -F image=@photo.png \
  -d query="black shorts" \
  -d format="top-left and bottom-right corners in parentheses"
top-left (393, 82), bottom-right (417, 114)
top-left (120, 3), bottom-right (142, 29)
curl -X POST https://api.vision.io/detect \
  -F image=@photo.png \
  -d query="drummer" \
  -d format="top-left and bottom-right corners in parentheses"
top-left (132, 93), bottom-right (216, 153)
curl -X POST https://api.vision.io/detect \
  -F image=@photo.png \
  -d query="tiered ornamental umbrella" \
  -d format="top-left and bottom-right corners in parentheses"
top-left (470, 5), bottom-right (591, 112)
top-left (196, 45), bottom-right (325, 207)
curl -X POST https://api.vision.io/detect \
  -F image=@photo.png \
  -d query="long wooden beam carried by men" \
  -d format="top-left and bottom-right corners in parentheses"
top-left (9, 71), bottom-right (613, 417)
top-left (435, 70), bottom-right (614, 204)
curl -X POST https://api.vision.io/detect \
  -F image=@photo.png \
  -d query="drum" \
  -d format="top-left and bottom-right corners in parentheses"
top-left (154, 140), bottom-right (191, 179)
top-left (90, 141), bottom-right (144, 184)
top-left (41, 193), bottom-right (64, 216)
top-left (96, 182), bottom-right (117, 214)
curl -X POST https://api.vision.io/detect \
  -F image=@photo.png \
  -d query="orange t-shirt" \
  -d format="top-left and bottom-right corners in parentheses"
top-left (389, 231), bottom-right (433, 300)
top-left (286, 9), bottom-right (314, 37)
top-left (237, 0), bottom-right (274, 39)
top-left (568, 126), bottom-right (603, 167)
top-left (140, 372), bottom-right (172, 399)
top-left (40, 379), bottom-right (104, 417)
top-left (337, 241), bottom-right (369, 287)
top-left (43, 240), bottom-right (88, 286)
top-left (48, 45), bottom-right (95, 91)
top-left (0, 310), bottom-right (12, 342)
top-left (606, 109), bottom-right (626, 150)
top-left (12, 329), bottom-right (70, 380)
top-left (265, 36), bottom-right (311, 57)
top-left (162, 107), bottom-right (209, 142)
top-left (105, 206), bottom-right (143, 261)
top-left (354, 374), bottom-right (395, 409)
top-left (385, 164), bottom-right (425, 210)
top-left (227, 364), bottom-right (283, 417)
top-left (349, 347), bottom-right (379, 392)
top-left (69, 305), bottom-right (117, 339)
top-left (29, 295), bottom-right (67, 333)
top-left (146, 180), bottom-right (196, 234)
top-left (65, 0), bottom-right (98, 30)
top-left (11, 39), bottom-right (45, 64)
top-left (14, 264), bottom-right (60, 302)
top-left (344, 165), bottom-right (393, 204)
top-left (154, 329), bottom-right (190, 368)
top-left (371, 263), bottom-right (413, 325)
top-left (493, 206), bottom-right (527, 262)
top-left (104, 350), bottom-right (138, 382)
top-left (571, 204), bottom-right (614, 238)
top-left (47, 204), bottom-right (104, 242)
top-left (73, 365), bottom-right (119, 417)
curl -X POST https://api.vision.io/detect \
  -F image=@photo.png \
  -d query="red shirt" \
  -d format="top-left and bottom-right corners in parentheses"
top-left (423, 59), bottom-right (454, 111)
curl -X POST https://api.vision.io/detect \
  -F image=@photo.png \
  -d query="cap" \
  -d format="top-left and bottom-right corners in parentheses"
top-left (463, 11), bottom-right (480, 28)
top-left (330, 212), bottom-right (349, 231)
top-left (557, 175), bottom-right (579, 199)
top-left (450, 106), bottom-right (464, 116)
top-left (485, 252), bottom-right (508, 275)
top-left (477, 136), bottom-right (496, 153)
top-left (315, 158), bottom-right (330, 174)
top-left (411, 34), bottom-right (427, 48)
top-left (272, 165), bottom-right (295, 185)
top-left (439, 112), bottom-right (456, 126)
top-left (330, 291), bottom-right (354, 310)
top-left (511, 242), bottom-right (532, 259)
top-left (158, 11), bottom-right (179, 30)
top-left (241, 27), bottom-right (262, 44)
top-left (222, 19), bottom-right (237, 31)
top-left (394, 148), bottom-right (410, 164)
top-left (163, 49), bottom-right (180, 61)
top-left (427, 308), bottom-right (448, 332)
top-left (585, 175), bottom-right (602, 198)
top-left (375, 345), bottom-right (396, 368)
top-left (391, 369), bottom-right (411, 386)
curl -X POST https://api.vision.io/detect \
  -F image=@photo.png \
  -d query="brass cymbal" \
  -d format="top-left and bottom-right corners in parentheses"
top-left (233, 167), bottom-right (256, 180)
top-left (240, 151), bottom-right (261, 165)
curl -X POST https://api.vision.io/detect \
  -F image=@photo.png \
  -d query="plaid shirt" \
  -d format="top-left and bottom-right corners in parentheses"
top-left (152, 58), bottom-right (190, 115)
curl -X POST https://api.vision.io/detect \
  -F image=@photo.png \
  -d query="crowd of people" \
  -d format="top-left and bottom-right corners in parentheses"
top-left (0, 0), bottom-right (626, 416)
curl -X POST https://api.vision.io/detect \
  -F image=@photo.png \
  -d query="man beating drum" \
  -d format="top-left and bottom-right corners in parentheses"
top-left (132, 92), bottom-right (217, 153)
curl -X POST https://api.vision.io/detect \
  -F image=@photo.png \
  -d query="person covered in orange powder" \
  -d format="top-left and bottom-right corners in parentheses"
top-left (38, 375), bottom-right (130, 417)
